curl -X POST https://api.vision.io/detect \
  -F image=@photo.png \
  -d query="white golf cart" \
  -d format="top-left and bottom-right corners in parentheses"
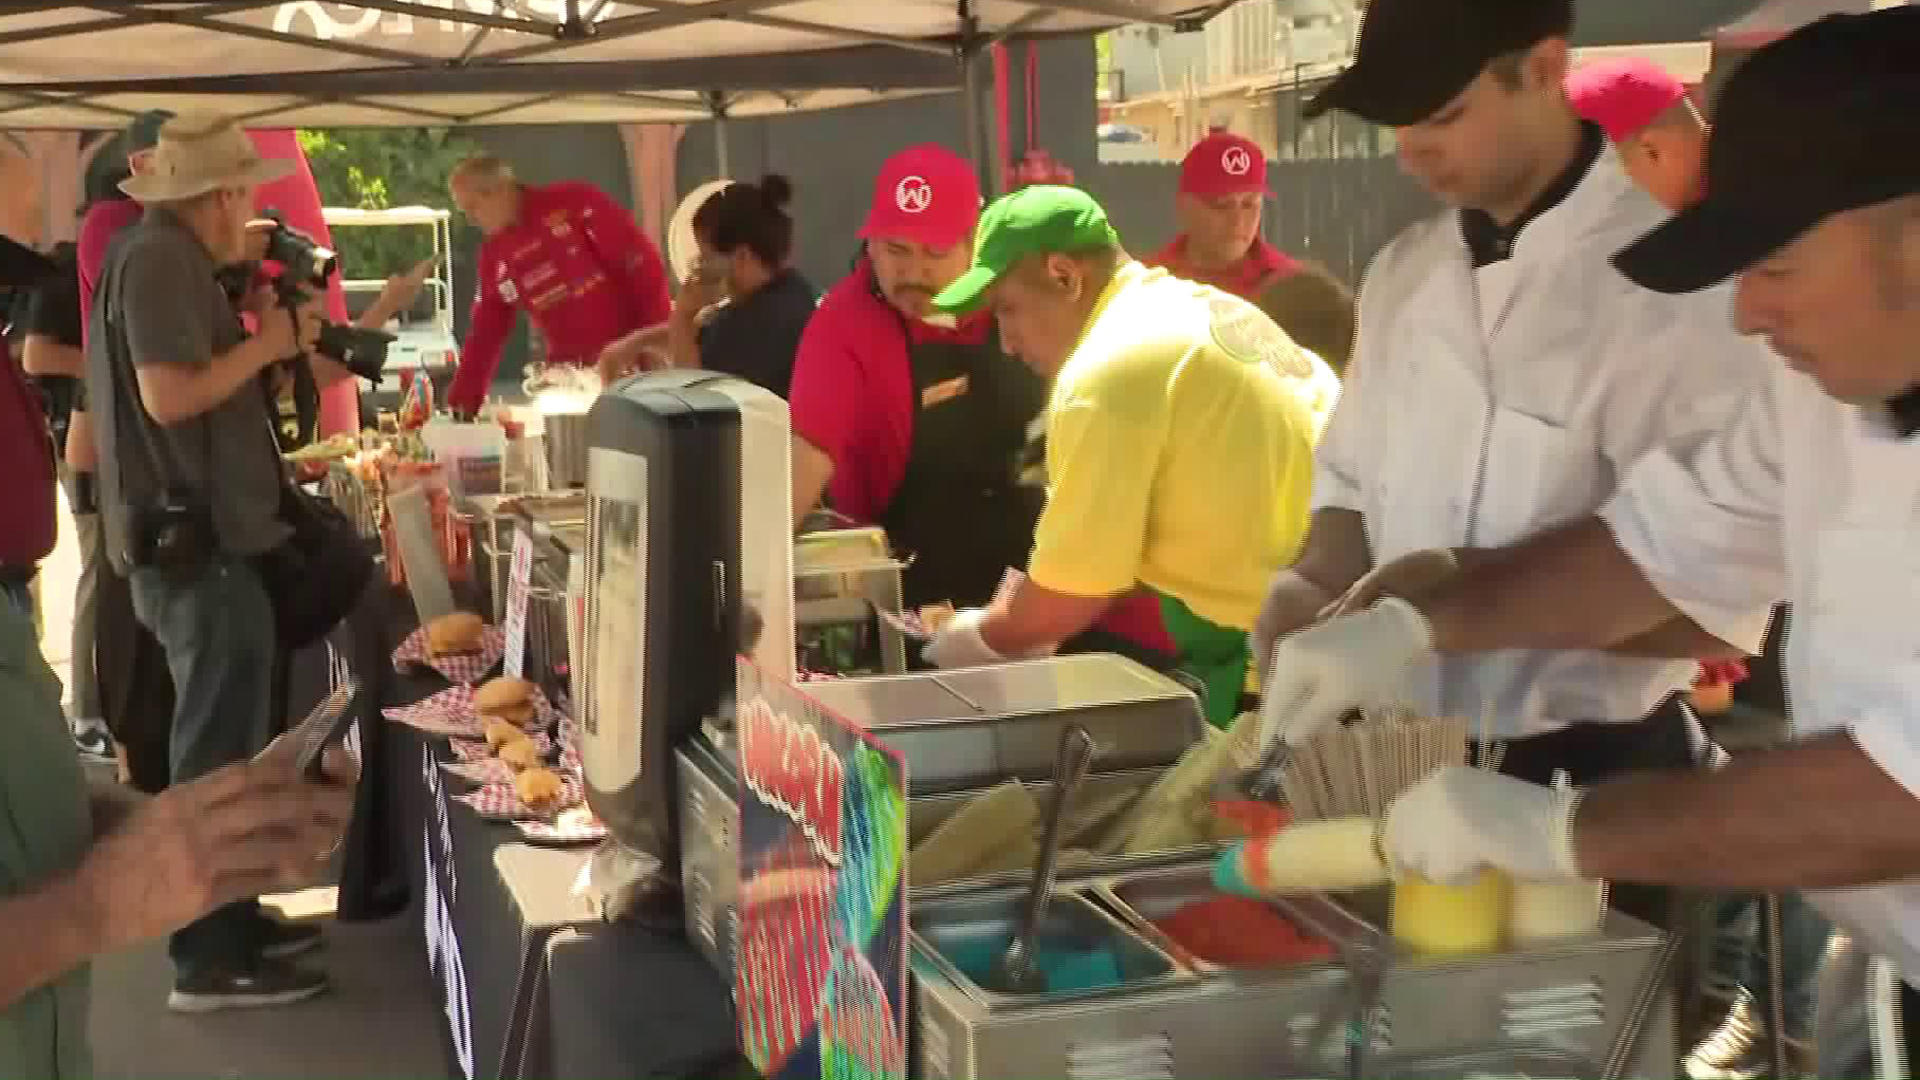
top-left (322, 204), bottom-right (458, 401)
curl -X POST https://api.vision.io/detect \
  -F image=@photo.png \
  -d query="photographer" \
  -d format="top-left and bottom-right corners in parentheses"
top-left (87, 113), bottom-right (355, 1012)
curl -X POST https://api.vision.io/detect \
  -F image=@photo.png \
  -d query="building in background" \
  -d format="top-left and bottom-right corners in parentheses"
top-left (1100, 0), bottom-right (1356, 162)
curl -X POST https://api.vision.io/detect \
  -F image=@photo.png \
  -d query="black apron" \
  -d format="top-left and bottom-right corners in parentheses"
top-left (874, 294), bottom-right (1047, 611)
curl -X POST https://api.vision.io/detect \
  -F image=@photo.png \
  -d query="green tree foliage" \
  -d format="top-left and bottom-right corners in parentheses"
top-left (296, 127), bottom-right (483, 279)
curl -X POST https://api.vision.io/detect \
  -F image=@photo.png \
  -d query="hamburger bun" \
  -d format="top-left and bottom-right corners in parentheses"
top-left (475, 676), bottom-right (536, 717)
top-left (489, 701), bottom-right (536, 727)
top-left (515, 767), bottom-right (564, 813)
top-left (484, 717), bottom-right (527, 750)
top-left (497, 739), bottom-right (544, 771)
top-left (427, 611), bottom-right (485, 656)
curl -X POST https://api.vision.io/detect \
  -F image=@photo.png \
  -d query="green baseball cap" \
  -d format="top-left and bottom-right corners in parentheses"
top-left (931, 185), bottom-right (1120, 315)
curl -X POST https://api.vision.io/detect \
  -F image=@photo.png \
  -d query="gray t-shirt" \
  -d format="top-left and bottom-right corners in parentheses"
top-left (88, 210), bottom-right (289, 575)
top-left (0, 598), bottom-right (93, 1079)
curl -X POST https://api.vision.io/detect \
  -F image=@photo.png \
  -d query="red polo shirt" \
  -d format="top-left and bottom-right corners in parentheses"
top-left (0, 355), bottom-right (54, 571)
top-left (0, 253), bottom-right (54, 569)
top-left (1144, 236), bottom-right (1299, 302)
top-left (78, 198), bottom-right (145, 353)
top-left (788, 262), bottom-right (997, 523)
top-left (448, 181), bottom-right (671, 412)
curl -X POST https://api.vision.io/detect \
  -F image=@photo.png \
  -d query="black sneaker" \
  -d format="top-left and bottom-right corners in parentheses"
top-left (70, 719), bottom-right (113, 765)
top-left (255, 918), bottom-right (324, 961)
top-left (167, 958), bottom-right (331, 1013)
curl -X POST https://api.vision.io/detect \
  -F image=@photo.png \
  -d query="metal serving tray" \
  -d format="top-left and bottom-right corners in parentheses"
top-left (910, 872), bottom-right (1677, 1080)
top-left (1091, 862), bottom-right (1370, 977)
top-left (909, 888), bottom-right (1188, 1011)
top-left (910, 876), bottom-right (1345, 1080)
top-left (789, 654), bottom-right (1206, 795)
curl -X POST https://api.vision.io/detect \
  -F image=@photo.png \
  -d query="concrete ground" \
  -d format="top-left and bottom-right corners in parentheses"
top-left (39, 490), bottom-right (448, 1080)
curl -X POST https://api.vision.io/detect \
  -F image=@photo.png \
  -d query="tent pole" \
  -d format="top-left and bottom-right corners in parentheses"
top-left (961, 50), bottom-right (987, 193)
top-left (705, 89), bottom-right (731, 178)
top-left (957, 2), bottom-right (994, 197)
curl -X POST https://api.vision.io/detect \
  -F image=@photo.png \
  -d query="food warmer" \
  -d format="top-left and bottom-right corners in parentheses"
top-left (793, 526), bottom-right (909, 677)
top-left (679, 653), bottom-right (1210, 971)
top-left (908, 864), bottom-right (1676, 1080)
top-left (457, 491), bottom-right (586, 625)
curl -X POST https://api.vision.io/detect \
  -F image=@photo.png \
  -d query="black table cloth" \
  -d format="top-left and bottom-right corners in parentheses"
top-left (290, 583), bottom-right (737, 1080)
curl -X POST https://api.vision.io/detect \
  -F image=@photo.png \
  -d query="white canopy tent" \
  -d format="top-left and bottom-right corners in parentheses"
top-left (0, 0), bottom-right (1240, 133)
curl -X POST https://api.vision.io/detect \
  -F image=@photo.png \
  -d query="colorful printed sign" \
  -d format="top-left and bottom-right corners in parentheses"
top-left (735, 658), bottom-right (908, 1080)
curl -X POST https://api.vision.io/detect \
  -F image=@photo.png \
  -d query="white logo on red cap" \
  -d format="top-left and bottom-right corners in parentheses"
top-left (895, 175), bottom-right (934, 214)
top-left (1221, 146), bottom-right (1253, 176)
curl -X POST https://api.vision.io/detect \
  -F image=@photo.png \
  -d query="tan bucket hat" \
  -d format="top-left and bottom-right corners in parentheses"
top-left (118, 113), bottom-right (293, 202)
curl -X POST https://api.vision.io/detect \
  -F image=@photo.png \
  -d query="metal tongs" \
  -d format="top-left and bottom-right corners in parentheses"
top-left (988, 724), bottom-right (1097, 994)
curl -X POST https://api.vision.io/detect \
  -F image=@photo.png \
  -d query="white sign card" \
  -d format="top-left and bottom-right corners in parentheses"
top-left (503, 528), bottom-right (534, 678)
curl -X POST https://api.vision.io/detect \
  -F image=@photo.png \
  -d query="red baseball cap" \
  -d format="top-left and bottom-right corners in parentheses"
top-left (1179, 131), bottom-right (1273, 198)
top-left (857, 143), bottom-right (980, 250)
top-left (1566, 58), bottom-right (1692, 142)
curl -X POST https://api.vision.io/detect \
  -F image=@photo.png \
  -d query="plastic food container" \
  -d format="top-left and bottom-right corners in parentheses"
top-left (1390, 871), bottom-right (1510, 956)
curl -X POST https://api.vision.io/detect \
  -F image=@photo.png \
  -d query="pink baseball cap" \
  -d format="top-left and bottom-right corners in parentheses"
top-left (1179, 131), bottom-right (1273, 198)
top-left (1566, 57), bottom-right (1692, 142)
top-left (857, 143), bottom-right (981, 250)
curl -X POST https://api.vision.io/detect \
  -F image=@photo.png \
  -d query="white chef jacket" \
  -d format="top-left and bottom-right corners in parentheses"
top-left (1313, 147), bottom-right (1775, 738)
top-left (1604, 363), bottom-right (1920, 981)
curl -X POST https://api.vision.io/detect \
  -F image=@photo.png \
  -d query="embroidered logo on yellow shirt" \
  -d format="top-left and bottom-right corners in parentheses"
top-left (1208, 293), bottom-right (1311, 379)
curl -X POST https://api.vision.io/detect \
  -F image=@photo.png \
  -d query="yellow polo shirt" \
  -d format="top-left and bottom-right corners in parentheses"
top-left (1028, 261), bottom-right (1332, 631)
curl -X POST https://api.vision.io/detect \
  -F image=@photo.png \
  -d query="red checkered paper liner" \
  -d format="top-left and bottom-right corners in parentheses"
top-left (383, 683), bottom-right (559, 740)
top-left (556, 712), bottom-right (582, 772)
top-left (456, 771), bottom-right (585, 821)
top-left (391, 625), bottom-right (506, 684)
top-left (446, 729), bottom-right (555, 762)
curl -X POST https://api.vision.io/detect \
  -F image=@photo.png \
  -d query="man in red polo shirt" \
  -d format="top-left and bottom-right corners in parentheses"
top-left (786, 144), bottom-right (1049, 612)
top-left (1145, 131), bottom-right (1301, 300)
top-left (445, 156), bottom-right (671, 415)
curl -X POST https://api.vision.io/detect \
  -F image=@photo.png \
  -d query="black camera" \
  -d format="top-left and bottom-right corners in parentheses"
top-left (261, 210), bottom-right (338, 288)
top-left (251, 209), bottom-right (393, 384)
top-left (126, 496), bottom-right (216, 572)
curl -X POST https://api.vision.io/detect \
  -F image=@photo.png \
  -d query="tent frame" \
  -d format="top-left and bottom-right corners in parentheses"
top-left (0, 1), bottom-right (1240, 137)
top-left (0, 0), bottom-right (1246, 194)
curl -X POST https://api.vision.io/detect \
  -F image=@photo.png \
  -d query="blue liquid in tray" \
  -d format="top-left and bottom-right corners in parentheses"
top-left (940, 934), bottom-right (1125, 994)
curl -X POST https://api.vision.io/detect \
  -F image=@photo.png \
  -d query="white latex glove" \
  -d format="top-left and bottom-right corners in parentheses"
top-left (922, 608), bottom-right (1006, 669)
top-left (1259, 596), bottom-right (1435, 750)
top-left (1382, 766), bottom-right (1583, 885)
